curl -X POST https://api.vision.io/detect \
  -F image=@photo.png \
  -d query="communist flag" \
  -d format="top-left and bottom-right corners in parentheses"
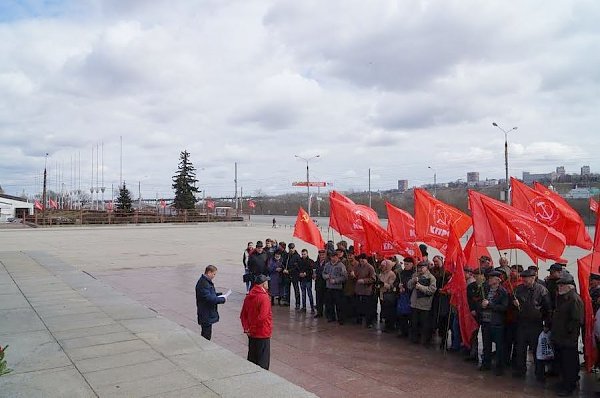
top-left (385, 202), bottom-right (421, 259)
top-left (470, 190), bottom-right (566, 263)
top-left (329, 191), bottom-right (356, 233)
top-left (463, 235), bottom-right (492, 268)
top-left (360, 216), bottom-right (400, 256)
top-left (329, 194), bottom-right (379, 244)
top-left (48, 198), bottom-right (58, 209)
top-left (293, 207), bottom-right (325, 249)
top-left (34, 200), bottom-right (43, 211)
top-left (578, 253), bottom-right (600, 371)
top-left (414, 188), bottom-right (472, 253)
top-left (512, 179), bottom-right (592, 250)
top-left (443, 226), bottom-right (479, 349)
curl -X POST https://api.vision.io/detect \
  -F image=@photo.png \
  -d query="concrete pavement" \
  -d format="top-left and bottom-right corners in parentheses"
top-left (0, 251), bottom-right (315, 398)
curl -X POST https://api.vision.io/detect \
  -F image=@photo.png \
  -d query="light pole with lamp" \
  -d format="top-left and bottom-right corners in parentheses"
top-left (294, 154), bottom-right (320, 217)
top-left (428, 166), bottom-right (437, 198)
top-left (492, 122), bottom-right (518, 203)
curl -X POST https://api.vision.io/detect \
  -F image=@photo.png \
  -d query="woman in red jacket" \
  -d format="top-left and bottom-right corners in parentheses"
top-left (240, 274), bottom-right (273, 370)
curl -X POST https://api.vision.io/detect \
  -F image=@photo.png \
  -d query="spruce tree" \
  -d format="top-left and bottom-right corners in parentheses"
top-left (116, 182), bottom-right (133, 212)
top-left (172, 150), bottom-right (199, 210)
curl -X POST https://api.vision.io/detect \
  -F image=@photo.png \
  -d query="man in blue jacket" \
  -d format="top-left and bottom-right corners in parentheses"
top-left (196, 265), bottom-right (227, 340)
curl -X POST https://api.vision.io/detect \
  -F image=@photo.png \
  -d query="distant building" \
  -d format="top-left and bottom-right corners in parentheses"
top-left (397, 180), bottom-right (408, 192)
top-left (467, 172), bottom-right (479, 186)
top-left (522, 171), bottom-right (556, 184)
top-left (556, 166), bottom-right (566, 176)
top-left (0, 193), bottom-right (34, 222)
top-left (581, 165), bottom-right (591, 176)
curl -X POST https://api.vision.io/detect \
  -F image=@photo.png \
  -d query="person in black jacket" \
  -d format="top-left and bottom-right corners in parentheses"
top-left (248, 241), bottom-right (269, 281)
top-left (314, 249), bottom-right (328, 318)
top-left (195, 265), bottom-right (227, 340)
top-left (477, 270), bottom-right (509, 375)
top-left (396, 257), bottom-right (415, 338)
top-left (298, 249), bottom-right (315, 313)
top-left (284, 243), bottom-right (301, 309)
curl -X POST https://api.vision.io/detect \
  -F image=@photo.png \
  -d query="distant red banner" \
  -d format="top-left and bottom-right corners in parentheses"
top-left (292, 181), bottom-right (328, 187)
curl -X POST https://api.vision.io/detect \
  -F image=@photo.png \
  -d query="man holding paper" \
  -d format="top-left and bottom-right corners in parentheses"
top-left (195, 265), bottom-right (228, 340)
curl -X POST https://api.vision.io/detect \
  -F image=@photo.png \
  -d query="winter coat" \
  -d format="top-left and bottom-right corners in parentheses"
top-left (298, 257), bottom-right (314, 282)
top-left (323, 260), bottom-right (347, 290)
top-left (315, 259), bottom-right (327, 290)
top-left (513, 282), bottom-right (551, 326)
top-left (477, 283), bottom-right (508, 326)
top-left (354, 262), bottom-right (376, 296)
top-left (248, 251), bottom-right (269, 278)
top-left (551, 288), bottom-right (584, 347)
top-left (285, 251), bottom-right (302, 281)
top-left (267, 258), bottom-right (284, 297)
top-left (241, 284), bottom-right (273, 338)
top-left (195, 274), bottom-right (225, 325)
top-left (431, 267), bottom-right (452, 318)
top-left (408, 271), bottom-right (437, 311)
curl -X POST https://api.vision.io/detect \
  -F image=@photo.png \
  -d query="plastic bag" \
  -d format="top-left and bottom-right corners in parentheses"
top-left (536, 331), bottom-right (554, 360)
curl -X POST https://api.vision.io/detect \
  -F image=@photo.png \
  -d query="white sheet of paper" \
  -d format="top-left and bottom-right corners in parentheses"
top-left (218, 289), bottom-right (232, 299)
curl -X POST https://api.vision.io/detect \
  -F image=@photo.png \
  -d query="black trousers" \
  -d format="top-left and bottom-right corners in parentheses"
top-left (481, 323), bottom-right (504, 370)
top-left (410, 308), bottom-right (432, 344)
top-left (248, 337), bottom-right (270, 370)
top-left (344, 294), bottom-right (357, 321)
top-left (504, 322), bottom-right (518, 367)
top-left (286, 278), bottom-right (300, 308)
top-left (397, 314), bottom-right (411, 336)
top-left (325, 288), bottom-right (345, 322)
top-left (356, 294), bottom-right (376, 326)
top-left (554, 344), bottom-right (579, 392)
top-left (315, 283), bottom-right (326, 315)
top-left (200, 323), bottom-right (212, 340)
top-left (514, 324), bottom-right (544, 378)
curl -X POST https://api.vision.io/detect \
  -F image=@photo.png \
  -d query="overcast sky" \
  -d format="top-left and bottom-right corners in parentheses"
top-left (1, 0), bottom-right (599, 200)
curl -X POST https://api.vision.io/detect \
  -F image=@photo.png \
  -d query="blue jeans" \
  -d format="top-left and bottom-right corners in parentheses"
top-left (300, 280), bottom-right (314, 309)
top-left (450, 311), bottom-right (461, 350)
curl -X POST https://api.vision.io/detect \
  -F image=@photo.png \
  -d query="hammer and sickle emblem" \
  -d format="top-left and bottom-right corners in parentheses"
top-left (301, 214), bottom-right (310, 223)
top-left (531, 198), bottom-right (558, 225)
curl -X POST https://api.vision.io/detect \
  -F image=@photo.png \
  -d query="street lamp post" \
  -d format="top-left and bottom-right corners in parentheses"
top-left (428, 166), bottom-right (437, 198)
top-left (295, 154), bottom-right (320, 217)
top-left (492, 122), bottom-right (518, 203)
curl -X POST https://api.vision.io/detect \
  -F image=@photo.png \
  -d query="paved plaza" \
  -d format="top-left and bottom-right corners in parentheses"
top-left (0, 223), bottom-right (597, 397)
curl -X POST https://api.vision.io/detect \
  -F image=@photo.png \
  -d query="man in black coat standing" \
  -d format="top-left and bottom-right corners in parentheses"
top-left (248, 241), bottom-right (269, 281)
top-left (195, 265), bottom-right (227, 340)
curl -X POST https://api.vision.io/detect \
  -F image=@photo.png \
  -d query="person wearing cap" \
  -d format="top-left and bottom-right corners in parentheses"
top-left (298, 249), bottom-right (315, 313)
top-left (343, 249), bottom-right (358, 322)
top-left (551, 273), bottom-right (584, 396)
top-left (545, 263), bottom-right (564, 310)
top-left (589, 273), bottom-right (600, 314)
top-left (283, 243), bottom-right (301, 309)
top-left (354, 253), bottom-right (377, 327)
top-left (498, 255), bottom-right (511, 280)
top-left (430, 255), bottom-right (452, 350)
top-left (479, 256), bottom-right (493, 275)
top-left (512, 268), bottom-right (551, 381)
top-left (195, 265), bottom-right (227, 341)
top-left (502, 264), bottom-right (523, 369)
top-left (396, 257), bottom-right (416, 338)
top-left (477, 270), bottom-right (508, 375)
top-left (379, 259), bottom-right (397, 333)
top-left (313, 249), bottom-right (328, 318)
top-left (407, 261), bottom-right (437, 346)
top-left (248, 241), bottom-right (269, 282)
top-left (322, 250), bottom-right (348, 324)
top-left (241, 274), bottom-right (273, 370)
top-left (527, 265), bottom-right (546, 288)
top-left (465, 267), bottom-right (484, 363)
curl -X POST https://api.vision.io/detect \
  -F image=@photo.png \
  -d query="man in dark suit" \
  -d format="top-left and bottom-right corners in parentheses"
top-left (195, 265), bottom-right (227, 340)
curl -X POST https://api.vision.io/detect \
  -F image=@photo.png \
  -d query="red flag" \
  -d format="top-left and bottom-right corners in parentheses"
top-left (106, 201), bottom-right (113, 211)
top-left (329, 191), bottom-right (356, 232)
top-left (206, 200), bottom-right (215, 209)
top-left (595, 198), bottom-right (600, 252)
top-left (577, 253), bottom-right (600, 372)
top-left (443, 227), bottom-right (479, 348)
top-left (360, 216), bottom-right (401, 256)
top-left (48, 198), bottom-right (58, 209)
top-left (590, 198), bottom-right (598, 213)
top-left (414, 188), bottom-right (472, 253)
top-left (160, 199), bottom-right (166, 209)
top-left (329, 195), bottom-right (379, 244)
top-left (463, 235), bottom-right (492, 268)
top-left (470, 190), bottom-right (566, 263)
top-left (247, 200), bottom-right (256, 209)
top-left (293, 207), bottom-right (325, 249)
top-left (385, 202), bottom-right (421, 259)
top-left (512, 179), bottom-right (592, 250)
top-left (34, 200), bottom-right (43, 211)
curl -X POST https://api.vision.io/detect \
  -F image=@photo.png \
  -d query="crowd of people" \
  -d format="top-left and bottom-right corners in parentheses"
top-left (243, 238), bottom-right (592, 397)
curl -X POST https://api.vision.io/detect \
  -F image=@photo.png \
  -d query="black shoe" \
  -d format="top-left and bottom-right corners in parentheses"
top-left (479, 365), bottom-right (491, 372)
top-left (464, 357), bottom-right (478, 363)
top-left (495, 368), bottom-right (504, 376)
top-left (314, 314), bottom-right (322, 319)
top-left (512, 371), bottom-right (525, 379)
top-left (556, 390), bottom-right (574, 397)
top-left (367, 324), bottom-right (373, 329)
top-left (327, 319), bottom-right (336, 323)
top-left (338, 321), bottom-right (344, 325)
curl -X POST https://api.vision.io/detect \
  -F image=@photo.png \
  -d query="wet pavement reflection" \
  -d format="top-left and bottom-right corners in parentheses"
top-left (94, 265), bottom-right (597, 398)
